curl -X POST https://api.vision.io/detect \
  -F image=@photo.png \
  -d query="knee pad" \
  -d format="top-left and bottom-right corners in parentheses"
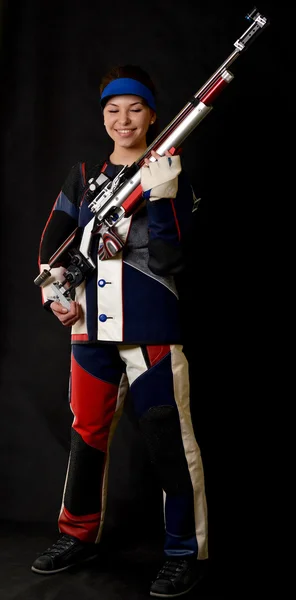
top-left (139, 405), bottom-right (192, 494)
top-left (64, 429), bottom-right (105, 515)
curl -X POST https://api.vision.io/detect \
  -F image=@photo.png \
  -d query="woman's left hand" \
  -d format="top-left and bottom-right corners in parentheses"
top-left (141, 150), bottom-right (181, 201)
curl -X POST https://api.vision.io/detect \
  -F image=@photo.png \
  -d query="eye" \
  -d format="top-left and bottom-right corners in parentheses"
top-left (130, 109), bottom-right (142, 112)
top-left (107, 110), bottom-right (118, 113)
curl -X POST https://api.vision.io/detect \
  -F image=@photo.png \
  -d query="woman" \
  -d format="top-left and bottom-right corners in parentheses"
top-left (32, 64), bottom-right (208, 598)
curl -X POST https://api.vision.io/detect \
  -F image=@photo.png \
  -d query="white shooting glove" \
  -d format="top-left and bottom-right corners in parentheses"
top-left (141, 154), bottom-right (181, 201)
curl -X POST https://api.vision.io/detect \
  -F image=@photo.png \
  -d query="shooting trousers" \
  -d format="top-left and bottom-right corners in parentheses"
top-left (58, 342), bottom-right (208, 560)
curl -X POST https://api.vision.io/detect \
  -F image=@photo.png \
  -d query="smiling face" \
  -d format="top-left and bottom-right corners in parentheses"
top-left (103, 94), bottom-right (155, 154)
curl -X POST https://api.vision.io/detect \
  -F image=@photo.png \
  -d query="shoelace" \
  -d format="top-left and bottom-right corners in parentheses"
top-left (42, 535), bottom-right (77, 557)
top-left (156, 559), bottom-right (188, 582)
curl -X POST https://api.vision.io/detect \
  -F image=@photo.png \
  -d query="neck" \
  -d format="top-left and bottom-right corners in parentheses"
top-left (109, 144), bottom-right (147, 166)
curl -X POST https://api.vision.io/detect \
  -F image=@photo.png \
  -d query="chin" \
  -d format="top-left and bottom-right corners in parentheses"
top-left (118, 139), bottom-right (138, 149)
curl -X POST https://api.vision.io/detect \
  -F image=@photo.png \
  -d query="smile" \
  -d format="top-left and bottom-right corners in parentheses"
top-left (116, 129), bottom-right (135, 134)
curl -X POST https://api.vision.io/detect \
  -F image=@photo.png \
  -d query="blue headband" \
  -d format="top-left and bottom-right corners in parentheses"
top-left (101, 78), bottom-right (156, 111)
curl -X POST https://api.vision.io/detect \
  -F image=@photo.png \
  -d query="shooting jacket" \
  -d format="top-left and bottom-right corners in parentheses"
top-left (39, 158), bottom-right (195, 345)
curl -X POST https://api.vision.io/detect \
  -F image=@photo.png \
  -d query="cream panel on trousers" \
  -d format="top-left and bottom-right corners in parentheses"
top-left (118, 345), bottom-right (148, 384)
top-left (171, 344), bottom-right (208, 560)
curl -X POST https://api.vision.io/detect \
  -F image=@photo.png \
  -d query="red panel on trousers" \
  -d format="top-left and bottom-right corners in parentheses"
top-left (58, 506), bottom-right (101, 543)
top-left (70, 355), bottom-right (119, 452)
top-left (146, 345), bottom-right (170, 367)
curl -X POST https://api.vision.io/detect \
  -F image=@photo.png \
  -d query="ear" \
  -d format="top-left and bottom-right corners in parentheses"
top-left (150, 110), bottom-right (156, 125)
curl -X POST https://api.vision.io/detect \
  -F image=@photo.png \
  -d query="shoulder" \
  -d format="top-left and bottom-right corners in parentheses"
top-left (83, 159), bottom-right (108, 185)
top-left (62, 159), bottom-right (106, 195)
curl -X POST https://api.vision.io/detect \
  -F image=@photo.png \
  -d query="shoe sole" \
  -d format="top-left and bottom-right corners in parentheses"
top-left (150, 576), bottom-right (201, 598)
top-left (31, 553), bottom-right (98, 575)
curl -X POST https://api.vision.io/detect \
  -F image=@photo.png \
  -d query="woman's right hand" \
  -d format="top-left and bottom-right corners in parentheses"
top-left (50, 300), bottom-right (81, 327)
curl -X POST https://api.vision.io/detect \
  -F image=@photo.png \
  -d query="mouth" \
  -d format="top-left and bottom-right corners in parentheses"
top-left (115, 129), bottom-right (135, 137)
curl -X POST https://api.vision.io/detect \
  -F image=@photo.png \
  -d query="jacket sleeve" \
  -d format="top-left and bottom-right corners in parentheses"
top-left (146, 167), bottom-right (195, 276)
top-left (38, 162), bottom-right (85, 307)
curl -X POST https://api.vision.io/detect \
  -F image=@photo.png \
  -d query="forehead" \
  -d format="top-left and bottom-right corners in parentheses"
top-left (105, 94), bottom-right (146, 107)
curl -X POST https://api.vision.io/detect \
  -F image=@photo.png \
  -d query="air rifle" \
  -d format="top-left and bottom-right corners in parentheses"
top-left (34, 7), bottom-right (269, 308)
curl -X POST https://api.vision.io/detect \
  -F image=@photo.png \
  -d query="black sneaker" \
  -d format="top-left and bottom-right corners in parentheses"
top-left (31, 534), bottom-right (99, 574)
top-left (150, 557), bottom-right (206, 598)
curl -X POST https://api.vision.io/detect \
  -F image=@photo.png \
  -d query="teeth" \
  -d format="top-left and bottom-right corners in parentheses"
top-left (117, 130), bottom-right (132, 133)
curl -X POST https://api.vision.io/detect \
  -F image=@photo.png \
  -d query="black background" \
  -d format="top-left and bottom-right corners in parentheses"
top-left (0, 0), bottom-right (285, 570)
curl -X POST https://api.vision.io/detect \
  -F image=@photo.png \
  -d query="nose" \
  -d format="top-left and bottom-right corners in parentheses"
top-left (118, 110), bottom-right (131, 125)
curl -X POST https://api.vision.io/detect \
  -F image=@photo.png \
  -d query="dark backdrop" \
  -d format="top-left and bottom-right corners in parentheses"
top-left (0, 0), bottom-right (282, 563)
